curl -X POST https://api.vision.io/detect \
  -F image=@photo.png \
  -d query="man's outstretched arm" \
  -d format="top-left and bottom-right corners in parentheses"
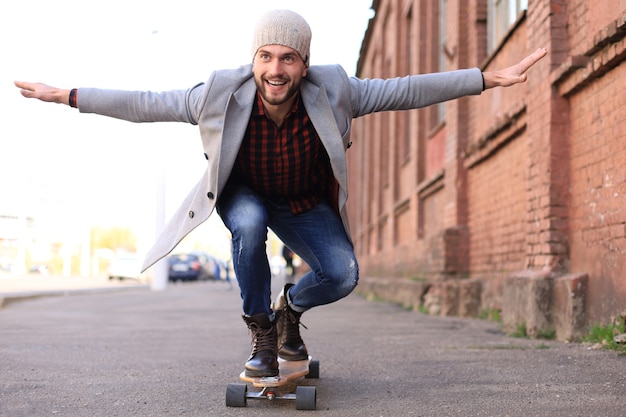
top-left (482, 48), bottom-right (548, 89)
top-left (14, 81), bottom-right (72, 105)
top-left (14, 48), bottom-right (547, 105)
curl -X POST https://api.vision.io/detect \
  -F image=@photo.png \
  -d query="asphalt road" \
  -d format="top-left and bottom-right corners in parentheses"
top-left (1, 278), bottom-right (625, 417)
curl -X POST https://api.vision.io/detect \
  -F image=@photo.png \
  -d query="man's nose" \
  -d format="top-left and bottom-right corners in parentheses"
top-left (268, 59), bottom-right (284, 75)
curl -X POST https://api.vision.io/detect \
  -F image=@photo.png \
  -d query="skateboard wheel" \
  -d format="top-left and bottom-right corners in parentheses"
top-left (225, 383), bottom-right (247, 407)
top-left (295, 386), bottom-right (316, 410)
top-left (305, 360), bottom-right (320, 379)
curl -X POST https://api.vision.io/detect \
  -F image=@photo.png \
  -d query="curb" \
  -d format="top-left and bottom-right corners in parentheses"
top-left (0, 284), bottom-right (150, 310)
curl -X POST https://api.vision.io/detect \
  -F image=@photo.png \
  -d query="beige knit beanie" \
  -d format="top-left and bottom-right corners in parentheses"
top-left (251, 9), bottom-right (312, 66)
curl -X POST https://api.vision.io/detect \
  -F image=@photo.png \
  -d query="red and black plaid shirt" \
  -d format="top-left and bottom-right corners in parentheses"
top-left (231, 92), bottom-right (333, 214)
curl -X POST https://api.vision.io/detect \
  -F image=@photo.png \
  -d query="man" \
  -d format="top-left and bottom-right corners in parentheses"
top-left (15, 9), bottom-right (547, 377)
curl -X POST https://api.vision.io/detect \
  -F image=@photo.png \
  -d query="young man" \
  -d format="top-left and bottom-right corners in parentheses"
top-left (15, 10), bottom-right (547, 377)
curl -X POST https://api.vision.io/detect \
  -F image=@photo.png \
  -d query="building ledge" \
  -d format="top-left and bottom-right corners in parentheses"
top-left (551, 12), bottom-right (626, 96)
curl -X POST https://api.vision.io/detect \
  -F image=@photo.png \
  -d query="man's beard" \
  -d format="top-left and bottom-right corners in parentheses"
top-left (256, 77), bottom-right (300, 106)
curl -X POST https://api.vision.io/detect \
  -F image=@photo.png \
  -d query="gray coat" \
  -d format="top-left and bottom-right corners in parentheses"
top-left (77, 64), bottom-right (483, 271)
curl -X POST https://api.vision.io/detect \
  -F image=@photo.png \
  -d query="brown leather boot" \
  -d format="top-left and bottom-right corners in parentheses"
top-left (242, 313), bottom-right (279, 377)
top-left (274, 284), bottom-right (309, 361)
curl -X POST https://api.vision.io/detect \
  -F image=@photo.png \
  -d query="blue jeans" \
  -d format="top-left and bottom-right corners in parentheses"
top-left (217, 184), bottom-right (359, 316)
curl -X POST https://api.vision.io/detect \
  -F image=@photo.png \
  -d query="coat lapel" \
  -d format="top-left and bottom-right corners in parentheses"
top-left (301, 82), bottom-right (348, 210)
top-left (301, 81), bottom-right (348, 201)
top-left (217, 78), bottom-right (257, 192)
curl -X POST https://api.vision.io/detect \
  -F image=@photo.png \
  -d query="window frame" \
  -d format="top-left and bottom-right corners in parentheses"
top-left (487, 0), bottom-right (528, 53)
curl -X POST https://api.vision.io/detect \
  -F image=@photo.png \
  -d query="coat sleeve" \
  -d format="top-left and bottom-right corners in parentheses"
top-left (350, 68), bottom-right (484, 117)
top-left (76, 83), bottom-right (206, 125)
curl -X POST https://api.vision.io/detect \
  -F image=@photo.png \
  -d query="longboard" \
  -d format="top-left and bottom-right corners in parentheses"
top-left (226, 356), bottom-right (319, 410)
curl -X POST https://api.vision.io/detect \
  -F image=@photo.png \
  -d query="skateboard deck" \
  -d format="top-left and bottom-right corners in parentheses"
top-left (239, 356), bottom-right (311, 387)
top-left (226, 356), bottom-right (319, 410)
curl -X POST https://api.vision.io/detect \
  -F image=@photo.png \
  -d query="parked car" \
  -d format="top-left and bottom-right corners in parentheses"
top-left (167, 253), bottom-right (213, 282)
top-left (29, 264), bottom-right (50, 275)
top-left (108, 253), bottom-right (142, 281)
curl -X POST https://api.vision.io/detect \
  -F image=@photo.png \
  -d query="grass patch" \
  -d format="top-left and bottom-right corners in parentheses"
top-left (582, 318), bottom-right (626, 355)
top-left (536, 328), bottom-right (556, 340)
top-left (509, 322), bottom-right (529, 339)
top-left (507, 322), bottom-right (555, 340)
top-left (479, 308), bottom-right (502, 323)
top-left (416, 304), bottom-right (429, 315)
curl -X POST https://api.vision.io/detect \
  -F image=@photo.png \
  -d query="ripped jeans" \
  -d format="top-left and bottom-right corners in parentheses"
top-left (216, 184), bottom-right (359, 317)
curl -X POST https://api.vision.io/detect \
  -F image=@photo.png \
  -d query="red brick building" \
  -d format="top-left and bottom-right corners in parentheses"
top-left (349, 0), bottom-right (626, 339)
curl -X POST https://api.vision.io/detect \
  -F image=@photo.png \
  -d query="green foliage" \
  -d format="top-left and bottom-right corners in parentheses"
top-left (582, 318), bottom-right (626, 355)
top-left (536, 328), bottom-right (556, 340)
top-left (508, 322), bottom-right (556, 340)
top-left (417, 304), bottom-right (429, 315)
top-left (479, 308), bottom-right (502, 323)
top-left (510, 322), bottom-right (528, 339)
top-left (91, 226), bottom-right (137, 252)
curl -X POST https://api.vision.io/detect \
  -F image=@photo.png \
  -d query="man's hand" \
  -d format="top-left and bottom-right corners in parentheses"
top-left (482, 48), bottom-right (548, 89)
top-left (14, 81), bottom-right (71, 105)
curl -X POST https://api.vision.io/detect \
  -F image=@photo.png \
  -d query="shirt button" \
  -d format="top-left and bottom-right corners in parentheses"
top-left (188, 211), bottom-right (195, 218)
top-left (207, 192), bottom-right (215, 199)
top-left (204, 153), bottom-right (209, 160)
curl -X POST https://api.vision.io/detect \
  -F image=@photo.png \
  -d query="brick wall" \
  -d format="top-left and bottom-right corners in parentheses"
top-left (350, 0), bottom-right (626, 328)
top-left (568, 63), bottom-right (626, 323)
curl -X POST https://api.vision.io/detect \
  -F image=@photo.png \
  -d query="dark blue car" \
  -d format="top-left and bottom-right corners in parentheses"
top-left (167, 253), bottom-right (213, 282)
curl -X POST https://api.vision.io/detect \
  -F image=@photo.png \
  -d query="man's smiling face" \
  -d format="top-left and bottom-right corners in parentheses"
top-left (253, 44), bottom-right (307, 108)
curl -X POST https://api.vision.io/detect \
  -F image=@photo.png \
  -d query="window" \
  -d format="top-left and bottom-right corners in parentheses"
top-left (488, 0), bottom-right (528, 52)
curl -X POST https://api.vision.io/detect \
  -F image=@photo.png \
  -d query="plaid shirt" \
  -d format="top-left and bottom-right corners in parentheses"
top-left (231, 92), bottom-right (333, 214)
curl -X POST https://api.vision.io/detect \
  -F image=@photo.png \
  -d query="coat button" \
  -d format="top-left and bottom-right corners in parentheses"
top-left (347, 141), bottom-right (352, 149)
top-left (204, 153), bottom-right (208, 160)
top-left (207, 192), bottom-right (215, 200)
top-left (188, 211), bottom-right (195, 219)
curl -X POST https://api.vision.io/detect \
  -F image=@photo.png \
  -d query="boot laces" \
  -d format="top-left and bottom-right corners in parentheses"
top-left (249, 323), bottom-right (277, 355)
top-left (284, 309), bottom-right (307, 343)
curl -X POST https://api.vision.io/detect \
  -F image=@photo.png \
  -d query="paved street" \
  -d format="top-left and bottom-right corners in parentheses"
top-left (1, 277), bottom-right (625, 416)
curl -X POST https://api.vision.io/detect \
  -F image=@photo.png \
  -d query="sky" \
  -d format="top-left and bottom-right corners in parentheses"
top-left (0, 0), bottom-right (374, 260)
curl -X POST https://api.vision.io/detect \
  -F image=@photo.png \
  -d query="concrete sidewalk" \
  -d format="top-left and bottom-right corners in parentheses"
top-left (1, 277), bottom-right (624, 416)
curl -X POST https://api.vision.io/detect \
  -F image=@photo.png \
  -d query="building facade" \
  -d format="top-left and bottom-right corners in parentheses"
top-left (349, 0), bottom-right (626, 339)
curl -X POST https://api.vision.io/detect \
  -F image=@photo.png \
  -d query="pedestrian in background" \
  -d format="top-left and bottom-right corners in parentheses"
top-left (282, 245), bottom-right (296, 284)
